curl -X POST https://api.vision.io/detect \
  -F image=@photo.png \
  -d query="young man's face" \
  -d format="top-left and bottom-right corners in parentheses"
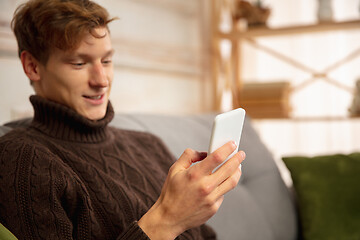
top-left (36, 27), bottom-right (114, 120)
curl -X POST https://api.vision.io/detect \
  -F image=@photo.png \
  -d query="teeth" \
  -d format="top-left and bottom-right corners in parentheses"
top-left (85, 95), bottom-right (102, 100)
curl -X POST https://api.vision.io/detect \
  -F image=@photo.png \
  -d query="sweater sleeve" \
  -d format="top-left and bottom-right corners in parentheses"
top-left (116, 221), bottom-right (150, 240)
top-left (0, 141), bottom-right (84, 239)
top-left (0, 137), bottom-right (156, 240)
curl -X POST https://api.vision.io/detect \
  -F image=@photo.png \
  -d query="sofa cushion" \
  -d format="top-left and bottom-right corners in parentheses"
top-left (0, 126), bottom-right (11, 137)
top-left (2, 113), bottom-right (298, 240)
top-left (283, 153), bottom-right (360, 240)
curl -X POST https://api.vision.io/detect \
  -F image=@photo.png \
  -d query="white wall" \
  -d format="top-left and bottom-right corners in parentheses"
top-left (0, 0), bottom-right (213, 124)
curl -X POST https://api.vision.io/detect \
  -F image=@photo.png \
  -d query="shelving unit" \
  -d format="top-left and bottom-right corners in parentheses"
top-left (210, 0), bottom-right (360, 119)
top-left (219, 19), bottom-right (360, 38)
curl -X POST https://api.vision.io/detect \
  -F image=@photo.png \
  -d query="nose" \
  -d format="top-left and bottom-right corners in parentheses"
top-left (89, 63), bottom-right (109, 88)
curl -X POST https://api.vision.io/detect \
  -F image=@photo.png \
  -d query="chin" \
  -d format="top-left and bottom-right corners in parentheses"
top-left (81, 107), bottom-right (107, 121)
top-left (88, 111), bottom-right (107, 120)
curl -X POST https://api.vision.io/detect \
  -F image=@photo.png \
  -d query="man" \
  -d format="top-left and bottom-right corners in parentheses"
top-left (0, 0), bottom-right (245, 239)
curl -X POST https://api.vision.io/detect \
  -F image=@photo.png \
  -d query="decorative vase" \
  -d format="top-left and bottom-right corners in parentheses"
top-left (349, 79), bottom-right (360, 116)
top-left (317, 0), bottom-right (333, 22)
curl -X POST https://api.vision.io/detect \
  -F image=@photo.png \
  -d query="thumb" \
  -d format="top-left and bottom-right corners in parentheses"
top-left (171, 149), bottom-right (207, 172)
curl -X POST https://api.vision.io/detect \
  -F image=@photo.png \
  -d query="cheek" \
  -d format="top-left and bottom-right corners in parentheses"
top-left (51, 76), bottom-right (86, 103)
top-left (107, 69), bottom-right (114, 88)
top-left (107, 69), bottom-right (114, 82)
top-left (67, 72), bottom-right (89, 90)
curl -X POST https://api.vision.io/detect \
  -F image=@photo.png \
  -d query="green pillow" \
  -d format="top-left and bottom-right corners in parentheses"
top-left (0, 223), bottom-right (17, 240)
top-left (283, 153), bottom-right (360, 240)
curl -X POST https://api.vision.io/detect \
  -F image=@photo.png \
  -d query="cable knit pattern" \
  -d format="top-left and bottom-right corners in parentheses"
top-left (0, 95), bottom-right (216, 240)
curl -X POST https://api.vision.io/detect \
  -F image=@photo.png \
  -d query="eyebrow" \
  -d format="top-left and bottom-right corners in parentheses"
top-left (65, 49), bottom-right (115, 61)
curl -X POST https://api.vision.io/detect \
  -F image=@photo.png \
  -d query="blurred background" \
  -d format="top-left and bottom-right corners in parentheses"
top-left (1, 0), bottom-right (360, 177)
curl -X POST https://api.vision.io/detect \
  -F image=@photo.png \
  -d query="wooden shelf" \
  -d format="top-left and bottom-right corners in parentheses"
top-left (252, 116), bottom-right (360, 122)
top-left (210, 0), bottom-right (360, 118)
top-left (219, 19), bottom-right (360, 39)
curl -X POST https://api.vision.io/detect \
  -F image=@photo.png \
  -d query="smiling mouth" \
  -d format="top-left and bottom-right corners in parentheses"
top-left (83, 94), bottom-right (103, 100)
top-left (83, 94), bottom-right (104, 101)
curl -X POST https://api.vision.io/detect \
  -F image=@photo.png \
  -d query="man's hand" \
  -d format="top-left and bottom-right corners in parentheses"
top-left (138, 141), bottom-right (246, 240)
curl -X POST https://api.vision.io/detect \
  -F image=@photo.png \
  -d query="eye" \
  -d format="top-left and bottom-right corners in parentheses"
top-left (102, 59), bottom-right (112, 65)
top-left (71, 62), bottom-right (86, 67)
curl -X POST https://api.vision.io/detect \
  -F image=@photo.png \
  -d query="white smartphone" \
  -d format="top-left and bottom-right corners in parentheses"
top-left (208, 108), bottom-right (246, 172)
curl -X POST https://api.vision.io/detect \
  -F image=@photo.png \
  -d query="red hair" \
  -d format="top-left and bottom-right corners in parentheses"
top-left (11, 0), bottom-right (117, 64)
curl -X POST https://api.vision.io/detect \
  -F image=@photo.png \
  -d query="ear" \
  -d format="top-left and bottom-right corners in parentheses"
top-left (20, 51), bottom-right (41, 82)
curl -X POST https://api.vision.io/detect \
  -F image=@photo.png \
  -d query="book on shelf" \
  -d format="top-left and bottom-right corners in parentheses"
top-left (238, 81), bottom-right (292, 119)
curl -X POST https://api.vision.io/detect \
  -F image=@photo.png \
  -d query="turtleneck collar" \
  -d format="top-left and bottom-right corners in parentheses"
top-left (29, 95), bottom-right (114, 143)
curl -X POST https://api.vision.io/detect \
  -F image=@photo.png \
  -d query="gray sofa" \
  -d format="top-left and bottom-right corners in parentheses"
top-left (0, 113), bottom-right (298, 240)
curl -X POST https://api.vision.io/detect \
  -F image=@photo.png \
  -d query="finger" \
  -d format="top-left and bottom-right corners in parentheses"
top-left (214, 164), bottom-right (242, 197)
top-left (212, 151), bottom-right (245, 185)
top-left (171, 149), bottom-right (207, 172)
top-left (196, 141), bottom-right (237, 175)
top-left (213, 195), bottom-right (224, 212)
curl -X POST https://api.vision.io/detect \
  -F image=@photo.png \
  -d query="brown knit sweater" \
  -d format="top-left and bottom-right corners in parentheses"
top-left (0, 96), bottom-right (216, 240)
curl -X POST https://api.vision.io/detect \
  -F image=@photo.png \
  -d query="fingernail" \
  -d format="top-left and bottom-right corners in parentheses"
top-left (240, 151), bottom-right (246, 160)
top-left (238, 164), bottom-right (242, 171)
